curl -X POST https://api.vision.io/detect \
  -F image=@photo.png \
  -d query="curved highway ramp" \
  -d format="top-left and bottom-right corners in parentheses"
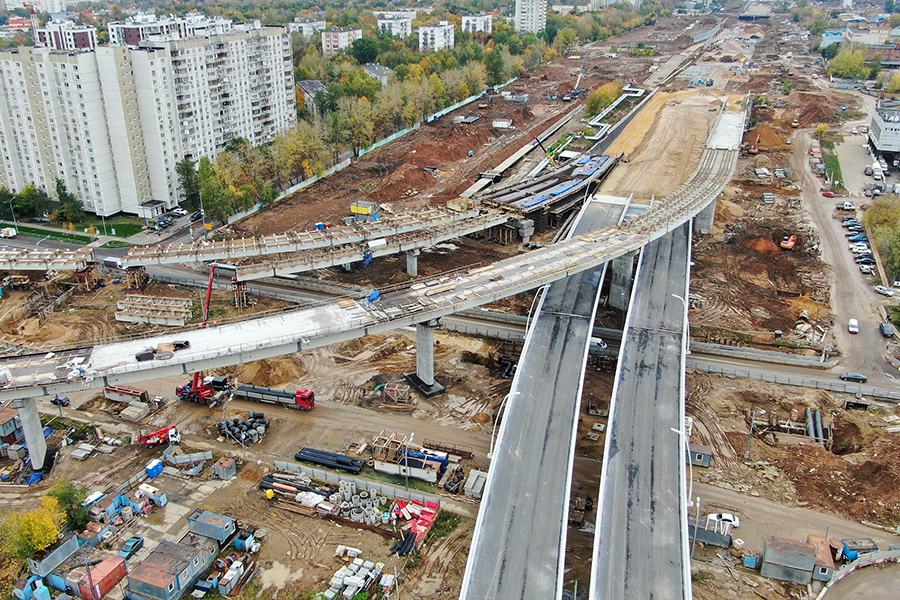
top-left (460, 195), bottom-right (629, 600)
top-left (590, 222), bottom-right (692, 600)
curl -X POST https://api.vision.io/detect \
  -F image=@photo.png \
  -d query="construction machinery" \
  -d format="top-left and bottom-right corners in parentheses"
top-left (780, 235), bottom-right (797, 250)
top-left (176, 375), bottom-right (229, 406)
top-left (748, 133), bottom-right (761, 154)
top-left (137, 425), bottom-right (181, 448)
top-left (791, 118), bottom-right (799, 128)
top-left (572, 53), bottom-right (588, 96)
top-left (533, 137), bottom-right (559, 168)
top-left (231, 383), bottom-right (315, 411)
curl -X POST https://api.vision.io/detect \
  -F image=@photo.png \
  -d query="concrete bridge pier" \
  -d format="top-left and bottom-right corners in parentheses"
top-left (12, 397), bottom-right (46, 470)
top-left (608, 251), bottom-right (638, 311)
top-left (695, 198), bottom-right (717, 234)
top-left (406, 320), bottom-right (445, 397)
top-left (406, 250), bottom-right (420, 276)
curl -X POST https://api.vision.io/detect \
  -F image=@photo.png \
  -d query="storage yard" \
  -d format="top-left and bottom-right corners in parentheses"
top-left (2, 12), bottom-right (900, 600)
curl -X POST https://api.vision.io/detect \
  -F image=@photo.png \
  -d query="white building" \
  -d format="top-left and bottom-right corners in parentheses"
top-left (321, 28), bottom-right (362, 59)
top-left (378, 16), bottom-right (413, 38)
top-left (362, 63), bottom-right (395, 86)
top-left (373, 10), bottom-right (421, 20)
top-left (515, 0), bottom-right (547, 33)
top-left (462, 14), bottom-right (493, 34)
top-left (870, 102), bottom-right (900, 155)
top-left (288, 19), bottom-right (326, 39)
top-left (36, 19), bottom-right (98, 50)
top-left (419, 21), bottom-right (454, 51)
top-left (108, 13), bottom-right (234, 47)
top-left (0, 23), bottom-right (296, 218)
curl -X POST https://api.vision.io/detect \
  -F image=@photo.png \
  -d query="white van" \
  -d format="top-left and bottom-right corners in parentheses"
top-left (848, 319), bottom-right (859, 334)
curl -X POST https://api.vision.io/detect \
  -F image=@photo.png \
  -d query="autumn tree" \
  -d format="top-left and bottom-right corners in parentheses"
top-left (826, 43), bottom-right (871, 79)
top-left (1, 497), bottom-right (63, 558)
top-left (586, 80), bottom-right (625, 116)
top-left (47, 479), bottom-right (88, 531)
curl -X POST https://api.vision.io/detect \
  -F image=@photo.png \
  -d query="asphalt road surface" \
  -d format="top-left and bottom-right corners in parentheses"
top-left (794, 122), bottom-right (898, 388)
top-left (460, 198), bottom-right (625, 600)
top-left (591, 222), bottom-right (691, 600)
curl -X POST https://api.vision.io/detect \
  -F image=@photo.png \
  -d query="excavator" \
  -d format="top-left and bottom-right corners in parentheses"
top-left (748, 133), bottom-right (761, 155)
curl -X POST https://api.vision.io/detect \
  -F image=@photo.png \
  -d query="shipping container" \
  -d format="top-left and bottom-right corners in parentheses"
top-left (187, 509), bottom-right (236, 544)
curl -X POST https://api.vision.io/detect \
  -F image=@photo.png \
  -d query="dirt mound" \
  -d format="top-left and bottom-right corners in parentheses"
top-left (743, 123), bottom-right (791, 150)
top-left (226, 356), bottom-right (307, 388)
top-left (744, 237), bottom-right (780, 253)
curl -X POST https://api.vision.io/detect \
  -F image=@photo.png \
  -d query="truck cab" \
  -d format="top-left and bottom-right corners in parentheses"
top-left (296, 388), bottom-right (315, 410)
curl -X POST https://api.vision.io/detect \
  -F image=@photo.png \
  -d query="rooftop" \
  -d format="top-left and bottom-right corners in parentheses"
top-left (806, 535), bottom-right (835, 569)
top-left (128, 541), bottom-right (195, 587)
top-left (0, 407), bottom-right (19, 425)
top-left (765, 536), bottom-right (816, 558)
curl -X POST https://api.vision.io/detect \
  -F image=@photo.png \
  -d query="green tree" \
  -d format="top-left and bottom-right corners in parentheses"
top-left (485, 46), bottom-right (505, 86)
top-left (0, 187), bottom-right (14, 222)
top-left (821, 43), bottom-right (840, 60)
top-left (47, 479), bottom-right (88, 531)
top-left (827, 43), bottom-right (869, 79)
top-left (0, 497), bottom-right (63, 558)
top-left (55, 179), bottom-right (85, 223)
top-left (15, 185), bottom-right (51, 219)
top-left (350, 37), bottom-right (379, 64)
top-left (176, 157), bottom-right (201, 210)
top-left (586, 80), bottom-right (625, 116)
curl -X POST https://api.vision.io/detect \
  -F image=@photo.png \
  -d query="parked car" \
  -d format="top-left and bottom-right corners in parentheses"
top-left (880, 322), bottom-right (895, 337)
top-left (50, 395), bottom-right (69, 406)
top-left (172, 208), bottom-right (188, 217)
top-left (846, 228), bottom-right (865, 235)
top-left (875, 285), bottom-right (896, 297)
top-left (848, 235), bottom-right (868, 242)
top-left (190, 211), bottom-right (204, 223)
top-left (848, 318), bottom-right (860, 333)
top-left (856, 257), bottom-right (877, 265)
top-left (839, 372), bottom-right (868, 383)
top-left (843, 220), bottom-right (861, 227)
top-left (860, 265), bottom-right (874, 274)
top-left (119, 535), bottom-right (143, 559)
top-left (822, 191), bottom-right (836, 197)
top-left (707, 513), bottom-right (740, 528)
top-left (851, 127), bottom-right (859, 135)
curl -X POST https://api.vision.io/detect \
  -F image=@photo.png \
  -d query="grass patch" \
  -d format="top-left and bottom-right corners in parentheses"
top-left (361, 466), bottom-right (435, 493)
top-left (1, 222), bottom-right (93, 244)
top-left (823, 154), bottom-right (843, 187)
top-left (425, 510), bottom-right (464, 543)
top-left (888, 306), bottom-right (900, 323)
top-left (101, 240), bottom-right (134, 248)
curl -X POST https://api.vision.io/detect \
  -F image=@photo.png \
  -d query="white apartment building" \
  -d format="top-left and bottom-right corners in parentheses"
top-left (288, 19), bottom-right (326, 39)
top-left (378, 16), bottom-right (413, 38)
top-left (515, 0), bottom-right (547, 33)
top-left (0, 23), bottom-right (296, 218)
top-left (108, 13), bottom-right (234, 47)
top-left (321, 28), bottom-right (362, 59)
top-left (419, 21), bottom-right (454, 51)
top-left (462, 14), bottom-right (493, 34)
top-left (36, 19), bottom-right (98, 50)
top-left (373, 10), bottom-right (421, 20)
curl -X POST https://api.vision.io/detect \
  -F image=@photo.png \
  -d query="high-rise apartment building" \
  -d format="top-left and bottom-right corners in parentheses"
top-left (321, 28), bottom-right (362, 60)
top-left (418, 21), bottom-right (455, 51)
top-left (378, 16), bottom-right (412, 38)
top-left (515, 0), bottom-right (547, 34)
top-left (462, 14), bottom-right (493, 34)
top-left (107, 13), bottom-right (234, 47)
top-left (0, 22), bottom-right (296, 217)
top-left (36, 19), bottom-right (98, 50)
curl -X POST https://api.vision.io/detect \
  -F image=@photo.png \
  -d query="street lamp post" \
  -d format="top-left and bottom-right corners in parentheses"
top-left (672, 427), bottom-right (699, 561)
top-left (671, 294), bottom-right (691, 355)
top-left (488, 391), bottom-right (518, 460)
top-left (404, 432), bottom-right (414, 497)
top-left (744, 408), bottom-right (767, 459)
top-left (34, 234), bottom-right (51, 249)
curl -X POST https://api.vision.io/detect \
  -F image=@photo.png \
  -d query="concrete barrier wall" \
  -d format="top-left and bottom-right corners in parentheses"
top-left (818, 549), bottom-right (900, 599)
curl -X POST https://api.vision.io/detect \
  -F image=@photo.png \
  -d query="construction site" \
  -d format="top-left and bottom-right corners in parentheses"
top-left (0, 11), bottom-right (899, 600)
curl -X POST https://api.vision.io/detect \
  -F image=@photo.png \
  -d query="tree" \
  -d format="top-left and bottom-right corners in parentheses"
top-left (814, 123), bottom-right (829, 139)
top-left (0, 187), bottom-right (14, 222)
top-left (15, 185), bottom-right (51, 219)
top-left (350, 37), bottom-right (379, 64)
top-left (826, 44), bottom-right (869, 79)
top-left (0, 497), bottom-right (63, 558)
top-left (55, 179), bottom-right (85, 223)
top-left (485, 46), bottom-right (505, 86)
top-left (47, 479), bottom-right (88, 531)
top-left (586, 80), bottom-right (625, 116)
top-left (176, 157), bottom-right (201, 210)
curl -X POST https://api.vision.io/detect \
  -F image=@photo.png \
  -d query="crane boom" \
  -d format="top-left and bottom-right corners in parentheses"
top-left (574, 53), bottom-right (588, 92)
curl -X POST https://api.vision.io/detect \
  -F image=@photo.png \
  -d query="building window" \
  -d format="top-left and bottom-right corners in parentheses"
top-left (819, 567), bottom-right (828, 575)
top-left (167, 582), bottom-right (175, 592)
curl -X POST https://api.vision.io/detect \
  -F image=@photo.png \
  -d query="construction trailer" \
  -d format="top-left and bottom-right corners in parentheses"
top-left (371, 430), bottom-right (448, 484)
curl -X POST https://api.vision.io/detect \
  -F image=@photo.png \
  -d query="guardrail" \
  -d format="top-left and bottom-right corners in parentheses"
top-left (817, 549), bottom-right (900, 599)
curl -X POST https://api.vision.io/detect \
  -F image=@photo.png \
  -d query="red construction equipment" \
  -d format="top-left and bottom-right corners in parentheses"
top-left (137, 425), bottom-right (181, 449)
top-left (176, 264), bottom-right (228, 405)
top-left (780, 235), bottom-right (797, 250)
top-left (748, 134), bottom-right (760, 154)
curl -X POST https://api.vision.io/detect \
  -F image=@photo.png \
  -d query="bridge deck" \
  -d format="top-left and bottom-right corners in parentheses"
top-left (590, 222), bottom-right (692, 600)
top-left (460, 196), bottom-right (626, 600)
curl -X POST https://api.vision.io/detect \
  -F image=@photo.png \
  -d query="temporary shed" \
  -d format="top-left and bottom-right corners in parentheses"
top-left (688, 443), bottom-right (713, 468)
top-left (760, 536), bottom-right (816, 584)
top-left (806, 534), bottom-right (835, 581)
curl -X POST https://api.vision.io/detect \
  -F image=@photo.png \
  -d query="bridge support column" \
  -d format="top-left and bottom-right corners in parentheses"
top-left (609, 251), bottom-right (637, 312)
top-left (695, 198), bottom-right (717, 235)
top-left (517, 219), bottom-right (535, 244)
top-left (12, 397), bottom-right (46, 470)
top-left (406, 250), bottom-right (420, 276)
top-left (405, 320), bottom-right (445, 397)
